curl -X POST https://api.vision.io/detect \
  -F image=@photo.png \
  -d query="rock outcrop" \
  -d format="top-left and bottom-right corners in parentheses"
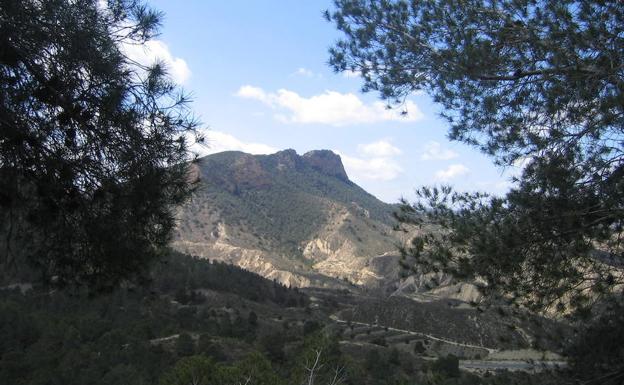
top-left (302, 150), bottom-right (349, 181)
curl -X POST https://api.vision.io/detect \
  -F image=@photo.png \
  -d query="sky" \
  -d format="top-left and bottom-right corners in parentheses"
top-left (139, 1), bottom-right (519, 203)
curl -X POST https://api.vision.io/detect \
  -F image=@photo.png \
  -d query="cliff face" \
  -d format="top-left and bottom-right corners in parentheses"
top-left (173, 149), bottom-right (478, 300)
top-left (302, 150), bottom-right (349, 181)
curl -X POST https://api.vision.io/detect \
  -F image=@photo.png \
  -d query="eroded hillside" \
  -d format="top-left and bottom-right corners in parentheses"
top-left (173, 149), bottom-right (407, 289)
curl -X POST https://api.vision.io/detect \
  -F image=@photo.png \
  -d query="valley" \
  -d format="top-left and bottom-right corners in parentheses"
top-left (303, 287), bottom-right (568, 374)
top-left (0, 151), bottom-right (576, 385)
top-left (3, 1), bottom-right (621, 383)
top-left (169, 149), bottom-right (572, 380)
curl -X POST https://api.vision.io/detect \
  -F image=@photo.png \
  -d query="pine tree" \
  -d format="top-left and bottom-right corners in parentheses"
top-left (327, 1), bottom-right (623, 381)
top-left (0, 0), bottom-right (200, 290)
top-left (327, 0), bottom-right (623, 311)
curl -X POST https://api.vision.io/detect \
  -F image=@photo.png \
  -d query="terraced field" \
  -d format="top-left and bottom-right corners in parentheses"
top-left (305, 287), bottom-right (568, 373)
top-left (332, 315), bottom-right (492, 358)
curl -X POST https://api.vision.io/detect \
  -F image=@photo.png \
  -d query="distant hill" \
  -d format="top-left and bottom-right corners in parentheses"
top-left (173, 149), bottom-right (406, 289)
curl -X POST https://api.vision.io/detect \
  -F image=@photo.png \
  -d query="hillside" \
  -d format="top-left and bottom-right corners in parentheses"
top-left (0, 251), bottom-right (310, 384)
top-left (2, 153), bottom-right (572, 384)
top-left (0, 252), bottom-right (567, 385)
top-left (173, 149), bottom-right (407, 289)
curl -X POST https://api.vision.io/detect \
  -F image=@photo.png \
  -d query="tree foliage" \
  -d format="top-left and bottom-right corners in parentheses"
top-left (327, 0), bottom-right (624, 381)
top-left (567, 300), bottom-right (624, 385)
top-left (0, 0), bottom-right (199, 289)
top-left (327, 0), bottom-right (624, 310)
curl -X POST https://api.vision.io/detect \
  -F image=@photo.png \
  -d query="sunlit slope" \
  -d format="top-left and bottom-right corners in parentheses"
top-left (173, 149), bottom-right (402, 288)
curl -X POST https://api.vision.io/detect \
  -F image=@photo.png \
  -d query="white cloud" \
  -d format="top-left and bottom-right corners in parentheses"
top-left (236, 85), bottom-right (270, 103)
top-left (499, 155), bottom-right (533, 180)
top-left (420, 141), bottom-right (459, 160)
top-left (338, 152), bottom-right (403, 181)
top-left (335, 139), bottom-right (403, 182)
top-left (294, 67), bottom-right (314, 77)
top-left (97, 1), bottom-right (190, 85)
top-left (122, 40), bottom-right (191, 84)
top-left (358, 139), bottom-right (402, 157)
top-left (189, 130), bottom-right (277, 157)
top-left (235, 85), bottom-right (424, 126)
top-left (512, 155), bottom-right (533, 169)
top-left (434, 164), bottom-right (470, 181)
top-left (342, 69), bottom-right (361, 78)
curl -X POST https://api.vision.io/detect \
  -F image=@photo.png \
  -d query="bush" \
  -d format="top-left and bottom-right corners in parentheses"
top-left (431, 354), bottom-right (460, 378)
top-left (175, 333), bottom-right (195, 358)
top-left (303, 320), bottom-right (321, 336)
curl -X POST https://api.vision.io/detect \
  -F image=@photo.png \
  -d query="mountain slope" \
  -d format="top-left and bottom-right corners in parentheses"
top-left (173, 149), bottom-right (405, 288)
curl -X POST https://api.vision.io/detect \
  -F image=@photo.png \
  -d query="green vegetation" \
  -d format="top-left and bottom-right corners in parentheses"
top-left (327, 0), bottom-right (623, 382)
top-left (153, 251), bottom-right (306, 306)
top-left (0, 0), bottom-right (199, 290)
top-left (180, 150), bottom-right (395, 256)
top-left (0, 251), bottom-right (305, 384)
top-left (431, 355), bottom-right (460, 379)
top-left (160, 353), bottom-right (283, 385)
top-left (0, 251), bottom-right (562, 385)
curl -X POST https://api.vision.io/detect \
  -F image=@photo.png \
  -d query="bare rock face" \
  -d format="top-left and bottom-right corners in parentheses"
top-left (303, 150), bottom-right (349, 181)
top-left (298, 204), bottom-right (399, 286)
top-left (173, 233), bottom-right (317, 288)
top-left (274, 149), bottom-right (302, 171)
top-left (389, 270), bottom-right (484, 304)
top-left (430, 282), bottom-right (483, 303)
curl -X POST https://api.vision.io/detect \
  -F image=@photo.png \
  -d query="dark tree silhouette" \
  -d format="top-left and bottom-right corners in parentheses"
top-left (0, 0), bottom-right (200, 290)
top-left (327, 1), bottom-right (623, 382)
top-left (327, 0), bottom-right (623, 311)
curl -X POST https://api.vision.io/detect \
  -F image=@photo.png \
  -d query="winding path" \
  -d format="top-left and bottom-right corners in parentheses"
top-left (330, 314), bottom-right (567, 372)
top-left (329, 314), bottom-right (498, 354)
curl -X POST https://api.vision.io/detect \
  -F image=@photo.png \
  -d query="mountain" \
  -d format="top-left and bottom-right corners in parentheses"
top-left (3, 149), bottom-right (571, 384)
top-left (170, 158), bottom-right (571, 376)
top-left (173, 149), bottom-right (408, 289)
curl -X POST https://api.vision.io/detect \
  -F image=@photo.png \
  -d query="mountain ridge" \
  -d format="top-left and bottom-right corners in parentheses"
top-left (174, 149), bottom-right (481, 304)
top-left (173, 149), bottom-right (403, 288)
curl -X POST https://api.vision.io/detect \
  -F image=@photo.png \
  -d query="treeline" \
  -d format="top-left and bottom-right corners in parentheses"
top-left (152, 251), bottom-right (307, 307)
top-left (1, 284), bottom-right (177, 384)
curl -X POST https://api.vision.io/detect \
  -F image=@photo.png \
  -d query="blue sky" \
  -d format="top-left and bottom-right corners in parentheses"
top-left (140, 0), bottom-right (518, 203)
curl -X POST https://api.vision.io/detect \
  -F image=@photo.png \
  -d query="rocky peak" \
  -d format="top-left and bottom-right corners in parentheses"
top-left (272, 149), bottom-right (302, 171)
top-left (303, 150), bottom-right (349, 182)
top-left (275, 148), bottom-right (298, 158)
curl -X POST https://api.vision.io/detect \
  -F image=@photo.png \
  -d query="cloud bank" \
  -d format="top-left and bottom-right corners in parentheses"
top-left (336, 139), bottom-right (403, 182)
top-left (189, 130), bottom-right (277, 157)
top-left (236, 85), bottom-right (423, 126)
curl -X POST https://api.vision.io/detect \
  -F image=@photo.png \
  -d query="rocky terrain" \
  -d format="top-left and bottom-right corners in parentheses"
top-left (173, 150), bottom-right (403, 288)
top-left (168, 149), bottom-right (579, 374)
top-left (173, 149), bottom-right (488, 305)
